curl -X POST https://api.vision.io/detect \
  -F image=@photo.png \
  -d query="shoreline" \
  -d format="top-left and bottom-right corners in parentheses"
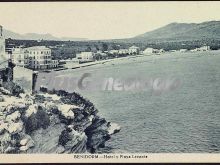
top-left (46, 49), bottom-right (219, 73)
top-left (0, 84), bottom-right (121, 154)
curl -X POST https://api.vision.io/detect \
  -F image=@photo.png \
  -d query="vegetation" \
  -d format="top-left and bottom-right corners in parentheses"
top-left (6, 37), bottom-right (220, 61)
top-left (23, 106), bottom-right (50, 134)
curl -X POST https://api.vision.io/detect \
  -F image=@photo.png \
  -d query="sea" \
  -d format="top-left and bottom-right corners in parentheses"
top-left (37, 50), bottom-right (220, 153)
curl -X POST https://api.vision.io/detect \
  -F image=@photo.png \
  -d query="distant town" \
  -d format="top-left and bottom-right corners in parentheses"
top-left (0, 25), bottom-right (212, 73)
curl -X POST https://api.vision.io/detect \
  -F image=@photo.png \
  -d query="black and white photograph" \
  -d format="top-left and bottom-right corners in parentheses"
top-left (0, 1), bottom-right (220, 163)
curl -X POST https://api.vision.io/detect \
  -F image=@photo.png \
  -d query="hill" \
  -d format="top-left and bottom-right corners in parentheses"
top-left (2, 28), bottom-right (87, 41)
top-left (129, 21), bottom-right (220, 42)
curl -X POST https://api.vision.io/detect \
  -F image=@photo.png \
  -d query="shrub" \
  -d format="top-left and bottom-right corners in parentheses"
top-left (24, 106), bottom-right (50, 134)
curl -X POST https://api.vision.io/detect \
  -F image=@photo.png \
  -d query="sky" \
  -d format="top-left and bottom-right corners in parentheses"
top-left (0, 2), bottom-right (220, 40)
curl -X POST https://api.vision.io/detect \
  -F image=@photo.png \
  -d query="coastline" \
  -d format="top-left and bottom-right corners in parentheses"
top-left (0, 83), bottom-right (120, 154)
top-left (44, 50), bottom-right (220, 74)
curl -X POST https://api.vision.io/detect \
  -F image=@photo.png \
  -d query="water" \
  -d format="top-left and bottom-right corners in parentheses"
top-left (39, 51), bottom-right (220, 153)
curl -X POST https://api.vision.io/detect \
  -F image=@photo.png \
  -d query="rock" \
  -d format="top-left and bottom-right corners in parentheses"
top-left (16, 103), bottom-right (26, 109)
top-left (20, 135), bottom-right (33, 146)
top-left (6, 111), bottom-right (21, 122)
top-left (0, 87), bottom-right (11, 95)
top-left (20, 138), bottom-right (28, 146)
top-left (25, 104), bottom-right (38, 117)
top-left (41, 93), bottom-right (61, 101)
top-left (55, 145), bottom-right (65, 154)
top-left (19, 93), bottom-right (26, 99)
top-left (6, 122), bottom-right (23, 134)
top-left (34, 94), bottom-right (45, 103)
top-left (86, 130), bottom-right (111, 152)
top-left (4, 146), bottom-right (16, 153)
top-left (4, 105), bottom-right (13, 113)
top-left (0, 132), bottom-right (11, 143)
top-left (58, 104), bottom-right (76, 119)
top-left (0, 86), bottom-right (120, 154)
top-left (107, 122), bottom-right (121, 135)
top-left (40, 86), bottom-right (48, 93)
top-left (0, 122), bottom-right (7, 135)
top-left (24, 96), bottom-right (34, 105)
top-left (88, 115), bottom-right (94, 122)
top-left (68, 135), bottom-right (87, 153)
top-left (64, 137), bottom-right (80, 151)
top-left (19, 137), bottom-right (34, 151)
top-left (0, 96), bottom-right (4, 102)
top-left (20, 145), bottom-right (29, 151)
top-left (44, 101), bottom-right (56, 110)
top-left (26, 138), bottom-right (35, 148)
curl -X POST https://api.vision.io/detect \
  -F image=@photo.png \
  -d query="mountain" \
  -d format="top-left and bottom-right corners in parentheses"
top-left (130, 21), bottom-right (220, 42)
top-left (2, 28), bottom-right (87, 41)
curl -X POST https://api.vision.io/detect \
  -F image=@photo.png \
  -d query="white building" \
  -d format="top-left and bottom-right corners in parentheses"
top-left (50, 60), bottom-right (59, 68)
top-left (199, 46), bottom-right (210, 51)
top-left (128, 46), bottom-right (140, 55)
top-left (179, 49), bottom-right (188, 53)
top-left (159, 49), bottom-right (165, 53)
top-left (118, 49), bottom-right (129, 55)
top-left (143, 48), bottom-right (159, 55)
top-left (12, 46), bottom-right (59, 70)
top-left (191, 46), bottom-right (210, 52)
top-left (109, 50), bottom-right (119, 55)
top-left (11, 47), bottom-right (29, 67)
top-left (25, 46), bottom-right (52, 70)
top-left (76, 52), bottom-right (94, 62)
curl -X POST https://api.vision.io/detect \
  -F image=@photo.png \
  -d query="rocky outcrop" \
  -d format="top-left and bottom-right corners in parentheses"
top-left (0, 85), bottom-right (120, 154)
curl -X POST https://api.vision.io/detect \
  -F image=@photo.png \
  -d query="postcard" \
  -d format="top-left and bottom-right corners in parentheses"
top-left (0, 1), bottom-right (220, 163)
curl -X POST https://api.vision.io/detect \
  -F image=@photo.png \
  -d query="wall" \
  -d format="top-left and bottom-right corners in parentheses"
top-left (13, 66), bottom-right (33, 93)
top-left (0, 61), bottom-right (14, 84)
top-left (0, 36), bottom-right (7, 69)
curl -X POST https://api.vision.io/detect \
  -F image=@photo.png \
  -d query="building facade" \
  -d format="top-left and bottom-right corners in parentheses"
top-left (11, 47), bottom-right (29, 67)
top-left (50, 60), bottom-right (59, 68)
top-left (11, 46), bottom-right (59, 70)
top-left (109, 50), bottom-right (119, 55)
top-left (129, 46), bottom-right (140, 55)
top-left (118, 49), bottom-right (129, 55)
top-left (76, 52), bottom-right (94, 62)
top-left (25, 46), bottom-right (52, 70)
top-left (198, 46), bottom-right (210, 51)
top-left (143, 48), bottom-right (159, 55)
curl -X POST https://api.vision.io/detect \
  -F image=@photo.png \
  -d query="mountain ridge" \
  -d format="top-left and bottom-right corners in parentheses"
top-left (130, 20), bottom-right (220, 42)
top-left (2, 20), bottom-right (220, 42)
top-left (2, 28), bottom-right (87, 41)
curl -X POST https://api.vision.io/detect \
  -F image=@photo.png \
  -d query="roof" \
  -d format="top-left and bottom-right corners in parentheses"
top-left (144, 48), bottom-right (154, 50)
top-left (129, 45), bottom-right (139, 49)
top-left (25, 46), bottom-right (51, 51)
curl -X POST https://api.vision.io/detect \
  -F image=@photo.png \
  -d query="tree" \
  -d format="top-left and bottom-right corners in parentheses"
top-left (94, 44), bottom-right (100, 51)
top-left (85, 46), bottom-right (92, 52)
top-left (102, 43), bottom-right (108, 52)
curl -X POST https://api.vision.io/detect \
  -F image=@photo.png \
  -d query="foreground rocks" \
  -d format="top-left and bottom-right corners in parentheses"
top-left (0, 86), bottom-right (120, 153)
